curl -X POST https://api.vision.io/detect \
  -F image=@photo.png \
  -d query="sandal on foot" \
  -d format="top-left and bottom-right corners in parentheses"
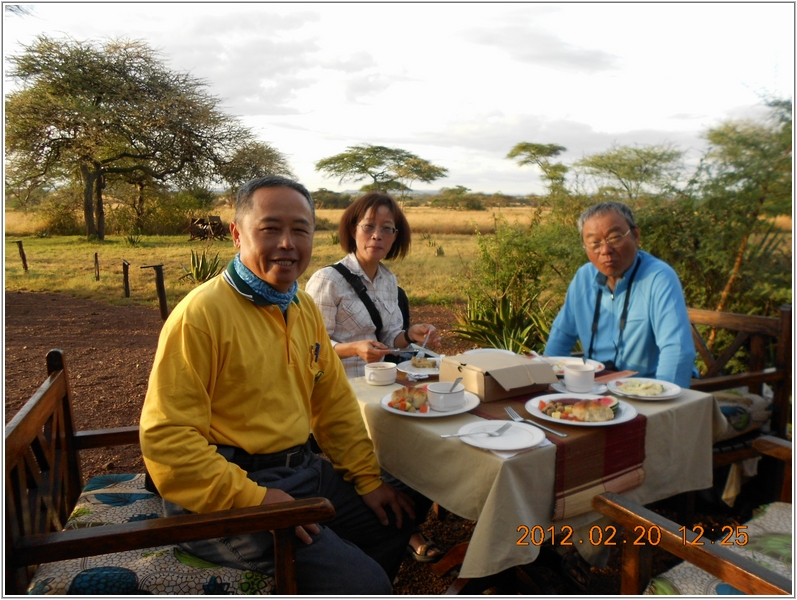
top-left (407, 536), bottom-right (444, 564)
top-left (560, 548), bottom-right (591, 592)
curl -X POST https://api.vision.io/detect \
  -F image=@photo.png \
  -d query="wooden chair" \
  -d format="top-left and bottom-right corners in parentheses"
top-left (5, 349), bottom-right (335, 595)
top-left (592, 435), bottom-right (792, 595)
top-left (208, 215), bottom-right (227, 240)
top-left (186, 217), bottom-right (210, 241)
top-left (688, 305), bottom-right (791, 466)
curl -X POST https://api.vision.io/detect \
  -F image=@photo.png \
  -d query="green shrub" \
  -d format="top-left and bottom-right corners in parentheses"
top-left (41, 199), bottom-right (83, 235)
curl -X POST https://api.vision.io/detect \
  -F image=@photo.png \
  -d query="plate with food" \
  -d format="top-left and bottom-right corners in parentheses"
top-left (396, 356), bottom-right (440, 375)
top-left (525, 393), bottom-right (637, 427)
top-left (608, 378), bottom-right (682, 400)
top-left (528, 356), bottom-right (605, 377)
top-left (380, 386), bottom-right (480, 417)
top-left (454, 420), bottom-right (545, 451)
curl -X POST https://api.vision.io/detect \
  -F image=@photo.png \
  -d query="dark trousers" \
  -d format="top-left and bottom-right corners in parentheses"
top-left (164, 445), bottom-right (420, 595)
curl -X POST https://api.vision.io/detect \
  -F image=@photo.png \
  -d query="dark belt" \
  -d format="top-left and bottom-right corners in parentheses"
top-left (216, 439), bottom-right (310, 471)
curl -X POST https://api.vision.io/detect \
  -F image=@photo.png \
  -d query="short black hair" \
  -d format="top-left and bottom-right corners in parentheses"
top-left (235, 176), bottom-right (314, 222)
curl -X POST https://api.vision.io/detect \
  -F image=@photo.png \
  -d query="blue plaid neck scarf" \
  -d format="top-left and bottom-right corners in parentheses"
top-left (233, 254), bottom-right (297, 312)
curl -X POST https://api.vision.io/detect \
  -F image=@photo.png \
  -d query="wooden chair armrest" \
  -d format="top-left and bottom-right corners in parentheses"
top-left (11, 497), bottom-right (335, 568)
top-left (74, 426), bottom-right (140, 449)
top-left (592, 493), bottom-right (791, 595)
top-left (690, 370), bottom-right (783, 392)
top-left (752, 435), bottom-right (792, 462)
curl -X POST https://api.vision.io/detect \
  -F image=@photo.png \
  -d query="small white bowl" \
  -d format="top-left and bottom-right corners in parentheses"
top-left (427, 382), bottom-right (466, 411)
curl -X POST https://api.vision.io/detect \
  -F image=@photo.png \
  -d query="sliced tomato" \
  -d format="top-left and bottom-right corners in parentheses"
top-left (539, 401), bottom-right (548, 411)
top-left (419, 405), bottom-right (429, 413)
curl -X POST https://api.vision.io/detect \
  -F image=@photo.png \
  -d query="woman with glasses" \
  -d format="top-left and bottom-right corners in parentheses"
top-left (306, 191), bottom-right (441, 379)
top-left (305, 191), bottom-right (444, 563)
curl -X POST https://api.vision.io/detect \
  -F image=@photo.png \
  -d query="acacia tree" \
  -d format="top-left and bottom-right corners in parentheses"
top-left (507, 143), bottom-right (569, 196)
top-left (5, 35), bottom-right (250, 239)
top-left (218, 140), bottom-right (294, 201)
top-left (695, 99), bottom-right (792, 313)
top-left (315, 144), bottom-right (447, 195)
top-left (574, 144), bottom-right (683, 202)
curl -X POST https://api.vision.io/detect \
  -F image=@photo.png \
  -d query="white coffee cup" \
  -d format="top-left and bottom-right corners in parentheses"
top-left (563, 364), bottom-right (596, 393)
top-left (364, 362), bottom-right (397, 385)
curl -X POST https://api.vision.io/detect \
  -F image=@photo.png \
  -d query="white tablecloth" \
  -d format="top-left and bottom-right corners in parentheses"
top-left (351, 377), bottom-right (724, 579)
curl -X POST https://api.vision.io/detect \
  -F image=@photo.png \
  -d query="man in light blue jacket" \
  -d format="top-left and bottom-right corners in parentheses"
top-left (545, 201), bottom-right (695, 388)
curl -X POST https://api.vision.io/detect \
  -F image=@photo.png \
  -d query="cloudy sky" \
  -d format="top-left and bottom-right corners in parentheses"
top-left (4, 2), bottom-right (794, 194)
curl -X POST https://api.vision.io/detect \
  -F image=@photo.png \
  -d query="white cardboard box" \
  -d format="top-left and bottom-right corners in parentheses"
top-left (439, 352), bottom-right (557, 402)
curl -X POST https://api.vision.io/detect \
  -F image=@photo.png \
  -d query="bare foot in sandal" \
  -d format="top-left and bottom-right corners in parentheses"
top-left (407, 533), bottom-right (443, 563)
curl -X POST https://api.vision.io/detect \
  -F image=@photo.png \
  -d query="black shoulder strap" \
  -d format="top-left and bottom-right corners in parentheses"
top-left (329, 263), bottom-right (384, 338)
top-left (397, 286), bottom-right (410, 331)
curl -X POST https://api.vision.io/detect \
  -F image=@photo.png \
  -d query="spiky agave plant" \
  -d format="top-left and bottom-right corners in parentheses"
top-left (180, 249), bottom-right (223, 284)
top-left (452, 294), bottom-right (554, 354)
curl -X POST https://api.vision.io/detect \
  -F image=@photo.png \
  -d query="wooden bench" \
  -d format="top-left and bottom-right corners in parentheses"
top-left (688, 304), bottom-right (791, 466)
top-left (5, 349), bottom-right (335, 595)
top-left (592, 435), bottom-right (792, 595)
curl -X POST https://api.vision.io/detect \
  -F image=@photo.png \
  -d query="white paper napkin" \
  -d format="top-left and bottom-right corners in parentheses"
top-left (490, 437), bottom-right (553, 459)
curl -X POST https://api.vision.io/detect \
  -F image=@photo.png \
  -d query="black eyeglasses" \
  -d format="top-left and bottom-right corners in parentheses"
top-left (358, 223), bottom-right (398, 236)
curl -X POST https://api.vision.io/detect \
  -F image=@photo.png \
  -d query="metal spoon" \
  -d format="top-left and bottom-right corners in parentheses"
top-left (448, 377), bottom-right (463, 392)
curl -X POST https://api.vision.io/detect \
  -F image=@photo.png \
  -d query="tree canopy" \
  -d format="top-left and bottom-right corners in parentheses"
top-left (315, 144), bottom-right (448, 195)
top-left (575, 144), bottom-right (683, 202)
top-left (5, 35), bottom-right (285, 239)
top-left (507, 143), bottom-right (569, 195)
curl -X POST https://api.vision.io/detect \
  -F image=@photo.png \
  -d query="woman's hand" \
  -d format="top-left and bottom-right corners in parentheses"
top-left (333, 339), bottom-right (393, 363)
top-left (407, 324), bottom-right (442, 348)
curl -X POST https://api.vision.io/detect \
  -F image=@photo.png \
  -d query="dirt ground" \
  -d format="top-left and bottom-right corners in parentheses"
top-left (5, 291), bottom-right (759, 595)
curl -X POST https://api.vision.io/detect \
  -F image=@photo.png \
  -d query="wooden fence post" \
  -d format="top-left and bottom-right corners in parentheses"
top-left (141, 264), bottom-right (169, 320)
top-left (15, 241), bottom-right (28, 271)
top-left (94, 253), bottom-right (100, 281)
top-left (122, 260), bottom-right (131, 298)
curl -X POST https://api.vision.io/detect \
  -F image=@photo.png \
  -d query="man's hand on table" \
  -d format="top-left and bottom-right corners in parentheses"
top-left (261, 487), bottom-right (321, 545)
top-left (362, 482), bottom-right (416, 529)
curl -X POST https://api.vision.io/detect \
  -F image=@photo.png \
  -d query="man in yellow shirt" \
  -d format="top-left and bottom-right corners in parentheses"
top-left (140, 176), bottom-right (416, 594)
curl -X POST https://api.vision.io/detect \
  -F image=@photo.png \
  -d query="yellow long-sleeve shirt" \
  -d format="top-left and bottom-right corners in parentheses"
top-left (139, 271), bottom-right (382, 514)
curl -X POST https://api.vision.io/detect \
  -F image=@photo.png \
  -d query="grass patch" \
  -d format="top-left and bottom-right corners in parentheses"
top-left (5, 232), bottom-right (480, 309)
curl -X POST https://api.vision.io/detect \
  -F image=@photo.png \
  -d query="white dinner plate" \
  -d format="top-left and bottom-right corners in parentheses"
top-left (608, 378), bottom-right (682, 400)
top-left (463, 348), bottom-right (517, 356)
top-left (525, 393), bottom-right (638, 427)
top-left (529, 356), bottom-right (606, 377)
top-left (380, 390), bottom-right (480, 418)
top-left (550, 381), bottom-right (608, 395)
top-left (454, 420), bottom-right (546, 451)
top-left (396, 358), bottom-right (440, 376)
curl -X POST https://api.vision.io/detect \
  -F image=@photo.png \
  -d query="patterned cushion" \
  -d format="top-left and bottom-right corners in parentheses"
top-left (27, 474), bottom-right (275, 595)
top-left (713, 387), bottom-right (773, 443)
top-left (645, 502), bottom-right (792, 595)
